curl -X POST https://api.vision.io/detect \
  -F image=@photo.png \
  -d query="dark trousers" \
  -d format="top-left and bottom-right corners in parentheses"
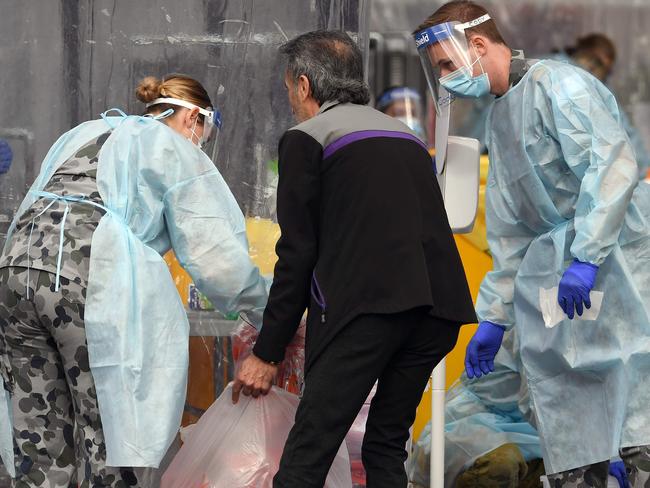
top-left (273, 307), bottom-right (460, 488)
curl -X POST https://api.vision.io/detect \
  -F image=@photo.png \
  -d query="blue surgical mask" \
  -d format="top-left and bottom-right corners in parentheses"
top-left (439, 56), bottom-right (491, 99)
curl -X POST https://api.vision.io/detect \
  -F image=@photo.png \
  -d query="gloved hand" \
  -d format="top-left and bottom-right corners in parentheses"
top-left (609, 460), bottom-right (629, 488)
top-left (558, 259), bottom-right (599, 319)
top-left (0, 139), bottom-right (12, 176)
top-left (465, 321), bottom-right (505, 379)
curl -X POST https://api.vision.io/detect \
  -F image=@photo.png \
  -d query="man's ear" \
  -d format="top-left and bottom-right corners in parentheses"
top-left (471, 35), bottom-right (488, 57)
top-left (297, 75), bottom-right (311, 102)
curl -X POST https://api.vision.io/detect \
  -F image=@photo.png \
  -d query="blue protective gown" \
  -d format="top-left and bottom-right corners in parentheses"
top-left (408, 331), bottom-right (542, 488)
top-left (475, 59), bottom-right (650, 474)
top-left (0, 112), bottom-right (270, 473)
top-left (620, 110), bottom-right (650, 179)
top-left (552, 51), bottom-right (650, 180)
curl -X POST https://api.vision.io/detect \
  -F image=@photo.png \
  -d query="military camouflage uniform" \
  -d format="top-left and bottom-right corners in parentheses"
top-left (547, 446), bottom-right (650, 488)
top-left (0, 132), bottom-right (109, 285)
top-left (0, 133), bottom-right (138, 487)
top-left (547, 461), bottom-right (609, 487)
top-left (454, 443), bottom-right (545, 488)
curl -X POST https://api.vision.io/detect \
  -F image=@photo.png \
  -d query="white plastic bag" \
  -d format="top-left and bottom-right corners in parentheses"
top-left (345, 384), bottom-right (376, 487)
top-left (162, 384), bottom-right (352, 488)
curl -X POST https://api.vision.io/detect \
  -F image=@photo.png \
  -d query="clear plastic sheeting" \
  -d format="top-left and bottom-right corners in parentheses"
top-left (0, 0), bottom-right (369, 246)
top-left (369, 0), bottom-right (650, 154)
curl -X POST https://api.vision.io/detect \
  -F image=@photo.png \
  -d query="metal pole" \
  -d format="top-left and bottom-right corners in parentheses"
top-left (430, 357), bottom-right (446, 488)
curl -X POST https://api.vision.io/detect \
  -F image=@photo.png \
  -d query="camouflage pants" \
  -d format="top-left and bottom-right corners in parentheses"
top-left (455, 443), bottom-right (545, 488)
top-left (547, 461), bottom-right (609, 487)
top-left (621, 445), bottom-right (650, 487)
top-left (548, 446), bottom-right (650, 488)
top-left (0, 267), bottom-right (138, 488)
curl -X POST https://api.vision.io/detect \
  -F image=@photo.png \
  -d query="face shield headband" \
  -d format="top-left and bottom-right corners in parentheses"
top-left (146, 97), bottom-right (223, 148)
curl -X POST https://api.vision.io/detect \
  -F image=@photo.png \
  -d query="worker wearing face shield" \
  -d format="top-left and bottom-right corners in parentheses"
top-left (414, 1), bottom-right (650, 486)
top-left (376, 86), bottom-right (428, 143)
top-left (0, 74), bottom-right (269, 486)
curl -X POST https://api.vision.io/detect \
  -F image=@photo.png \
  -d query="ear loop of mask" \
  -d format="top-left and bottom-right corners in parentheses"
top-left (145, 108), bottom-right (202, 147)
top-left (454, 13), bottom-right (491, 72)
top-left (469, 43), bottom-right (486, 77)
top-left (189, 117), bottom-right (202, 148)
top-left (439, 44), bottom-right (484, 85)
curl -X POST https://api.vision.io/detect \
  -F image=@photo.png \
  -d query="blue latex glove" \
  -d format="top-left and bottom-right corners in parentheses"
top-left (609, 460), bottom-right (629, 488)
top-left (0, 139), bottom-right (12, 175)
top-left (558, 259), bottom-right (599, 320)
top-left (465, 321), bottom-right (505, 379)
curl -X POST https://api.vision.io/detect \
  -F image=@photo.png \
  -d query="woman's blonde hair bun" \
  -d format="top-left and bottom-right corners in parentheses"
top-left (135, 76), bottom-right (163, 104)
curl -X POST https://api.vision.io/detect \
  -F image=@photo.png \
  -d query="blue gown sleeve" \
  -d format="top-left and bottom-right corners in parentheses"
top-left (475, 172), bottom-right (537, 330)
top-left (544, 67), bottom-right (639, 265)
top-left (620, 110), bottom-right (650, 180)
top-left (144, 124), bottom-right (269, 328)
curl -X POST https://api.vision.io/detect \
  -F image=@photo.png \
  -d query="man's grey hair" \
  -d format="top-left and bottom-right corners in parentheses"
top-left (281, 30), bottom-right (371, 106)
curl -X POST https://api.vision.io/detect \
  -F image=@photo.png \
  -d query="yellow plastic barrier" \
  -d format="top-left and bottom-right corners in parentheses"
top-left (412, 155), bottom-right (492, 440)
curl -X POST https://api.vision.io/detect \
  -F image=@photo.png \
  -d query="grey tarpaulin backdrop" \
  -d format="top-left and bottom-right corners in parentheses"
top-left (0, 0), bottom-right (370, 245)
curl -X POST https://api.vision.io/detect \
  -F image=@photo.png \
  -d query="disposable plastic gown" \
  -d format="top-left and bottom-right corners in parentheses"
top-left (408, 332), bottom-right (542, 488)
top-left (552, 52), bottom-right (650, 179)
top-left (475, 59), bottom-right (650, 474)
top-left (0, 113), bottom-right (270, 473)
top-left (620, 110), bottom-right (650, 179)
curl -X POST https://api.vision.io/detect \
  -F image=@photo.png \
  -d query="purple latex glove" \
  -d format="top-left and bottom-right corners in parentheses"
top-left (0, 139), bottom-right (12, 175)
top-left (558, 259), bottom-right (599, 320)
top-left (609, 460), bottom-right (629, 488)
top-left (465, 321), bottom-right (505, 379)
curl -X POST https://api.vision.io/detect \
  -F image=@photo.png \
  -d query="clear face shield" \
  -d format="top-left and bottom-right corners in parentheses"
top-left (376, 87), bottom-right (426, 141)
top-left (198, 108), bottom-right (222, 156)
top-left (414, 14), bottom-right (492, 114)
top-left (146, 97), bottom-right (223, 153)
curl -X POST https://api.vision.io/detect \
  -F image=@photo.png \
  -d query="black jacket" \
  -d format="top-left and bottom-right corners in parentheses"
top-left (253, 102), bottom-right (476, 366)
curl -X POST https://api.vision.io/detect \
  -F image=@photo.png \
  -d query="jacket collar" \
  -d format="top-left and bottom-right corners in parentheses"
top-left (318, 100), bottom-right (341, 114)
